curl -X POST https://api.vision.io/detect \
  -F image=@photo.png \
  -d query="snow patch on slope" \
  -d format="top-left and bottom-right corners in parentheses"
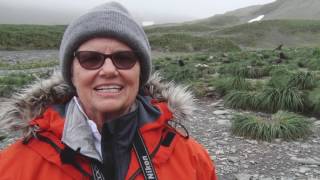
top-left (248, 15), bottom-right (265, 23)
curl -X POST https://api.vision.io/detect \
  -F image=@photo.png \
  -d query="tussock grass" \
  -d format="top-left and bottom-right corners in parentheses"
top-left (231, 111), bottom-right (312, 141)
top-left (288, 72), bottom-right (316, 90)
top-left (259, 87), bottom-right (304, 113)
top-left (224, 91), bottom-right (260, 110)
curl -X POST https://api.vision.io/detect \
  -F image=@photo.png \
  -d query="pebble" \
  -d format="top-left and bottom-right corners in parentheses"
top-left (246, 140), bottom-right (258, 144)
top-left (213, 110), bottom-right (229, 115)
top-left (299, 166), bottom-right (311, 173)
top-left (228, 156), bottom-right (240, 163)
top-left (216, 120), bottom-right (232, 127)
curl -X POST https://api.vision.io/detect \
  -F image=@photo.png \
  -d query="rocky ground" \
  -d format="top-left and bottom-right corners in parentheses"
top-left (187, 99), bottom-right (320, 180)
top-left (1, 50), bottom-right (320, 180)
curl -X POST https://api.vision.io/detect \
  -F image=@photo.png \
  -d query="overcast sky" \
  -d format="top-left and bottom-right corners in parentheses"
top-left (0, 0), bottom-right (276, 24)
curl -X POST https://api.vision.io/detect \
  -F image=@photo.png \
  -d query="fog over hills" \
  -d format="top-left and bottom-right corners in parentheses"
top-left (0, 3), bottom-right (196, 25)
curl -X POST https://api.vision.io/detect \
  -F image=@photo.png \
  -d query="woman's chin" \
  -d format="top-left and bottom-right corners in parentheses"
top-left (94, 101), bottom-right (127, 117)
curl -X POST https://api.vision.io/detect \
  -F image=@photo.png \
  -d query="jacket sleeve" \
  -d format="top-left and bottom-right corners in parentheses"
top-left (196, 148), bottom-right (218, 180)
top-left (190, 139), bottom-right (218, 180)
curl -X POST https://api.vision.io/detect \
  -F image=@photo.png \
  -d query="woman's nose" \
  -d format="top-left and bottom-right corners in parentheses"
top-left (98, 58), bottom-right (118, 76)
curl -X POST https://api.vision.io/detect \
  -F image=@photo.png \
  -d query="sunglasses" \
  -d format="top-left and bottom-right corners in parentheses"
top-left (74, 51), bottom-right (139, 70)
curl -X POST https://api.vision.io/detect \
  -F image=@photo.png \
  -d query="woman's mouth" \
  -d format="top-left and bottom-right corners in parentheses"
top-left (94, 85), bottom-right (123, 93)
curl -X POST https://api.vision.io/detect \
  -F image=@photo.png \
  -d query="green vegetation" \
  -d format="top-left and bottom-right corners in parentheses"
top-left (149, 33), bottom-right (240, 52)
top-left (0, 72), bottom-right (51, 97)
top-left (231, 111), bottom-right (312, 141)
top-left (0, 24), bottom-right (65, 50)
top-left (224, 91), bottom-right (259, 110)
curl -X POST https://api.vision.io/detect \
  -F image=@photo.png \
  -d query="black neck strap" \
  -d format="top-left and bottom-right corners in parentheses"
top-left (91, 129), bottom-right (158, 180)
top-left (132, 130), bottom-right (158, 180)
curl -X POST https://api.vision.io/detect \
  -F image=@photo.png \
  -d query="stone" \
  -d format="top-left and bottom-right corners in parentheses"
top-left (246, 140), bottom-right (258, 144)
top-left (213, 110), bottom-right (229, 115)
top-left (230, 148), bottom-right (237, 154)
top-left (260, 177), bottom-right (273, 180)
top-left (300, 143), bottom-right (311, 149)
top-left (234, 173), bottom-right (254, 180)
top-left (314, 121), bottom-right (320, 126)
top-left (209, 101), bottom-right (221, 107)
top-left (274, 138), bottom-right (282, 143)
top-left (209, 142), bottom-right (217, 146)
top-left (228, 156), bottom-right (240, 163)
top-left (216, 140), bottom-right (228, 145)
top-left (291, 157), bottom-right (320, 166)
top-left (298, 166), bottom-right (311, 173)
top-left (216, 120), bottom-right (231, 126)
top-left (249, 160), bottom-right (257, 165)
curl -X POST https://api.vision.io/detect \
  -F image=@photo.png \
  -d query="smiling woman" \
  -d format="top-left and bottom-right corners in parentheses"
top-left (0, 2), bottom-right (217, 180)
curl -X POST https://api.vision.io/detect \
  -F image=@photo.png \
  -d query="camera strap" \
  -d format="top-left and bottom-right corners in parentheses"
top-left (91, 129), bottom-right (158, 180)
top-left (132, 129), bottom-right (158, 180)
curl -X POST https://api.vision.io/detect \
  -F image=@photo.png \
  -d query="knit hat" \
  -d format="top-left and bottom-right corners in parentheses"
top-left (59, 2), bottom-right (151, 86)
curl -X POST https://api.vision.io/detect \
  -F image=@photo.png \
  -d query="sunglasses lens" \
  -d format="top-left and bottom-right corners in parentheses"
top-left (112, 51), bottom-right (138, 69)
top-left (76, 51), bottom-right (104, 70)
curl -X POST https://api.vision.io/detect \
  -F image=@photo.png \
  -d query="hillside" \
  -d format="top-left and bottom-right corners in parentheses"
top-left (213, 20), bottom-right (320, 48)
top-left (146, 19), bottom-right (320, 50)
top-left (194, 0), bottom-right (320, 27)
top-left (1, 0), bottom-right (320, 51)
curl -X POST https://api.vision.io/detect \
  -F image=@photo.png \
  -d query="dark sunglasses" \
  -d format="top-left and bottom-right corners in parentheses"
top-left (74, 51), bottom-right (139, 70)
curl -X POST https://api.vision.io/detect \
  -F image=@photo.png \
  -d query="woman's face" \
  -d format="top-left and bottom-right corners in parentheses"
top-left (71, 37), bottom-right (140, 121)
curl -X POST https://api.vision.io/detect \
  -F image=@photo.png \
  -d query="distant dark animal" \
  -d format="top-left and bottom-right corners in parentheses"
top-left (178, 59), bottom-right (185, 67)
top-left (279, 52), bottom-right (288, 59)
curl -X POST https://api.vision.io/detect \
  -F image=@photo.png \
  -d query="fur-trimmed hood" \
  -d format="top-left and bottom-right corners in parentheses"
top-left (0, 72), bottom-right (195, 135)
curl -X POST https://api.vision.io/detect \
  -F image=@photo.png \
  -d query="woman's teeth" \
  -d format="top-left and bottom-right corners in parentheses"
top-left (95, 85), bottom-right (122, 93)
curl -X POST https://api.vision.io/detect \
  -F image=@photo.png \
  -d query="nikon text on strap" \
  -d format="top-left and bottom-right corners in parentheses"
top-left (132, 130), bottom-right (158, 180)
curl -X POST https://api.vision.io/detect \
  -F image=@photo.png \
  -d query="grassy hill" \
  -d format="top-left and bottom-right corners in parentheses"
top-left (213, 20), bottom-right (320, 48)
top-left (146, 19), bottom-right (320, 49)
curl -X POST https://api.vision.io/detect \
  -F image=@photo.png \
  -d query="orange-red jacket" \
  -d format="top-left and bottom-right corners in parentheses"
top-left (0, 102), bottom-right (217, 180)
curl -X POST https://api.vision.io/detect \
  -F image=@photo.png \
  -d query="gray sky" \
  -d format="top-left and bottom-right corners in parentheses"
top-left (0, 0), bottom-right (276, 24)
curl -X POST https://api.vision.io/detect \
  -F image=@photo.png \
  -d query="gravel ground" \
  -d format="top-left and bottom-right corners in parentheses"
top-left (187, 99), bottom-right (320, 180)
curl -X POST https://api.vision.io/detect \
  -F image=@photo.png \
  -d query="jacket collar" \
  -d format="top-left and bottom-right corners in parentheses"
top-left (61, 95), bottom-right (162, 162)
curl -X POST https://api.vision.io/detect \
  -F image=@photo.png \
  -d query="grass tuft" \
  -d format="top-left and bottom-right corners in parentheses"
top-left (231, 111), bottom-right (312, 141)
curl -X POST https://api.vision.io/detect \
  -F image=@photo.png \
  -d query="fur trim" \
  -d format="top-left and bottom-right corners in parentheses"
top-left (0, 72), bottom-right (195, 134)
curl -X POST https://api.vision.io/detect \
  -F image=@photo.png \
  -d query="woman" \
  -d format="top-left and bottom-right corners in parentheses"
top-left (0, 2), bottom-right (217, 180)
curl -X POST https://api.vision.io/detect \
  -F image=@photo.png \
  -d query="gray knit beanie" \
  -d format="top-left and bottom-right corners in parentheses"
top-left (59, 2), bottom-right (151, 86)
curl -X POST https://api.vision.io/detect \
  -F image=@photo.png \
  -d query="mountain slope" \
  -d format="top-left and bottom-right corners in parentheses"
top-left (198, 0), bottom-right (320, 27)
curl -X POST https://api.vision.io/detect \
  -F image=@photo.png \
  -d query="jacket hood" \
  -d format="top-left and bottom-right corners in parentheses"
top-left (0, 72), bottom-right (195, 135)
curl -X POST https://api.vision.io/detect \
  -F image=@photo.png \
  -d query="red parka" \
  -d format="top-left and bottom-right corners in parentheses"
top-left (0, 74), bottom-right (217, 180)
